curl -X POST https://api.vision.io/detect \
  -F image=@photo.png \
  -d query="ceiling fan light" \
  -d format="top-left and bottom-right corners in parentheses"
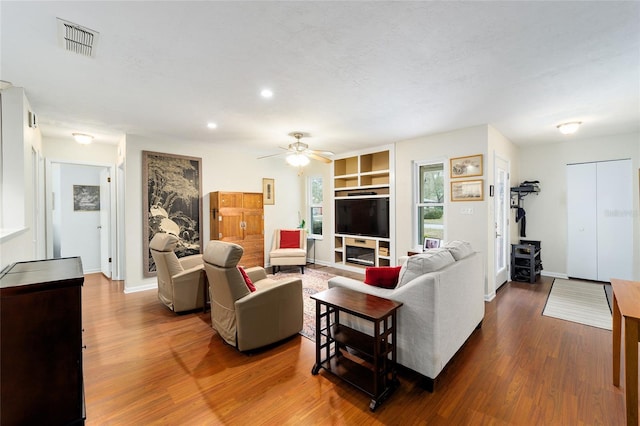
top-left (72, 132), bottom-right (94, 144)
top-left (557, 121), bottom-right (582, 135)
top-left (286, 153), bottom-right (310, 167)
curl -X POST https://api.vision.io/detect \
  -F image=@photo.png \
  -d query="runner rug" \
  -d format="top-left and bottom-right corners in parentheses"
top-left (269, 268), bottom-right (335, 341)
top-left (543, 278), bottom-right (612, 330)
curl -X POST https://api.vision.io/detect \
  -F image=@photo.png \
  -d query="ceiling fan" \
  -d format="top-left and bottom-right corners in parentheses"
top-left (258, 132), bottom-right (334, 165)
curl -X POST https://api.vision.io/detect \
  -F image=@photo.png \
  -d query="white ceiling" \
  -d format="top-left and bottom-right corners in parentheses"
top-left (1, 1), bottom-right (638, 155)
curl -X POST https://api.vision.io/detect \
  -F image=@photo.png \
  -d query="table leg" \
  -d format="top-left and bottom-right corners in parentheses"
top-left (624, 317), bottom-right (638, 426)
top-left (613, 293), bottom-right (621, 386)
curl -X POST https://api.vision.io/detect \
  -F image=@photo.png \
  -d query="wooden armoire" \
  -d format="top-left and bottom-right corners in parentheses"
top-left (209, 191), bottom-right (264, 267)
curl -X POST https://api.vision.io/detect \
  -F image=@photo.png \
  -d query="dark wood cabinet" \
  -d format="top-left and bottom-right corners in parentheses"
top-left (0, 257), bottom-right (85, 425)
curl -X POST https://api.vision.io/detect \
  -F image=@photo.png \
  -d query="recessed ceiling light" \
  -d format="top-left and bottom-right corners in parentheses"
top-left (207, 122), bottom-right (217, 129)
top-left (260, 89), bottom-right (273, 98)
top-left (556, 121), bottom-right (582, 135)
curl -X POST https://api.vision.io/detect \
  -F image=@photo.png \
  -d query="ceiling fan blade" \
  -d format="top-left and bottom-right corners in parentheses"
top-left (307, 153), bottom-right (332, 164)
top-left (257, 152), bottom-right (286, 160)
top-left (308, 149), bottom-right (335, 156)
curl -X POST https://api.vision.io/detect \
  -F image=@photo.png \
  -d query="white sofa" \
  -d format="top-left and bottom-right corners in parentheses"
top-left (327, 242), bottom-right (484, 391)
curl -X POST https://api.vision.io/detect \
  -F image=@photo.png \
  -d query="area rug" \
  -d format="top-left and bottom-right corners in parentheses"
top-left (269, 267), bottom-right (335, 341)
top-left (543, 278), bottom-right (612, 330)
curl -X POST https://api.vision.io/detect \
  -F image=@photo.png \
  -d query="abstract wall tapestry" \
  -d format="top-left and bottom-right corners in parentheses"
top-left (73, 185), bottom-right (100, 211)
top-left (142, 151), bottom-right (203, 277)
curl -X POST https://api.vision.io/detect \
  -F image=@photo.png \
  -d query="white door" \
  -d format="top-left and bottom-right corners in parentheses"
top-left (596, 159), bottom-right (632, 281)
top-left (567, 163), bottom-right (598, 280)
top-left (494, 156), bottom-right (509, 288)
top-left (567, 159), bottom-right (633, 281)
top-left (100, 168), bottom-right (112, 278)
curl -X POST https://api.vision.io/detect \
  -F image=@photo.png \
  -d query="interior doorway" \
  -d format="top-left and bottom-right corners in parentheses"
top-left (47, 161), bottom-right (115, 276)
top-left (494, 155), bottom-right (510, 289)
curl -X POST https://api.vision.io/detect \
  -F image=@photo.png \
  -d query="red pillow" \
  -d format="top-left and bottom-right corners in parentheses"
top-left (280, 230), bottom-right (300, 249)
top-left (364, 266), bottom-right (402, 289)
top-left (238, 266), bottom-right (256, 292)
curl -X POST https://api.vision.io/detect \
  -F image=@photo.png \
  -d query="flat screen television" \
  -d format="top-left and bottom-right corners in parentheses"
top-left (335, 198), bottom-right (389, 238)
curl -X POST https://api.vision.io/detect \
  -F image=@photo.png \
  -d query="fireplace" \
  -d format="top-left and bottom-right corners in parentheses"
top-left (346, 245), bottom-right (375, 266)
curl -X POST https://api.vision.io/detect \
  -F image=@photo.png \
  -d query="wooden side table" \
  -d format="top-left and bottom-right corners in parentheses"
top-left (311, 287), bottom-right (403, 411)
top-left (611, 278), bottom-right (640, 426)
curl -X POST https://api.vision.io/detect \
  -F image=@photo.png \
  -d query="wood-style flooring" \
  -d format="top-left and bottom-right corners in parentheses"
top-left (82, 266), bottom-right (630, 425)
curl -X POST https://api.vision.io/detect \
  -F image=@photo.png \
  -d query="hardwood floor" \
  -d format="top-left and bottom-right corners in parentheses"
top-left (82, 268), bottom-right (629, 425)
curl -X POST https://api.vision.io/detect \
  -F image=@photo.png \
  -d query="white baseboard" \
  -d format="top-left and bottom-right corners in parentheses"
top-left (541, 271), bottom-right (569, 279)
top-left (484, 292), bottom-right (496, 302)
top-left (124, 282), bottom-right (157, 294)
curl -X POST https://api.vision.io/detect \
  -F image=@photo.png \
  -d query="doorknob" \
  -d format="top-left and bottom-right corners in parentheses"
top-left (97, 226), bottom-right (102, 229)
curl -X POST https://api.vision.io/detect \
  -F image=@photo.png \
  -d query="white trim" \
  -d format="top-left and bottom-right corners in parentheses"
top-left (124, 282), bottom-right (157, 294)
top-left (0, 227), bottom-right (28, 242)
top-left (484, 292), bottom-right (496, 302)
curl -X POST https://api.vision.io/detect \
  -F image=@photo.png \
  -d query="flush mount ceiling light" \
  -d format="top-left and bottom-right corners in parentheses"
top-left (557, 121), bottom-right (582, 135)
top-left (207, 122), bottom-right (217, 129)
top-left (72, 133), bottom-right (94, 144)
top-left (260, 88), bottom-right (273, 98)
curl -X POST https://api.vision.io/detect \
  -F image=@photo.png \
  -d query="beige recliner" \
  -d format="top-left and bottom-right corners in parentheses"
top-left (203, 240), bottom-right (303, 351)
top-left (149, 232), bottom-right (205, 313)
top-left (269, 229), bottom-right (307, 274)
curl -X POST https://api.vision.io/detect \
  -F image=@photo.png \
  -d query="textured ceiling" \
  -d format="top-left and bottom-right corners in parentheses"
top-left (1, 1), bottom-right (638, 155)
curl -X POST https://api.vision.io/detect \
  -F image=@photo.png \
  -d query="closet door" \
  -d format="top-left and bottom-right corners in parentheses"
top-left (567, 163), bottom-right (598, 280)
top-left (596, 159), bottom-right (632, 281)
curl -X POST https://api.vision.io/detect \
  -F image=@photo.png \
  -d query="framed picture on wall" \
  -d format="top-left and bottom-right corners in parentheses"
top-left (73, 185), bottom-right (100, 211)
top-left (142, 151), bottom-right (203, 277)
top-left (451, 179), bottom-right (484, 202)
top-left (450, 154), bottom-right (483, 178)
top-left (263, 178), bottom-right (275, 205)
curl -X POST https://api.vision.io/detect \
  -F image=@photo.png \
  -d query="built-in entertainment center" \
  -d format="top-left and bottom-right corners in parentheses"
top-left (333, 147), bottom-right (393, 269)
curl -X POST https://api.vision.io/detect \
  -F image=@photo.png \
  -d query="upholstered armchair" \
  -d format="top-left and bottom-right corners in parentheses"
top-left (149, 232), bottom-right (205, 313)
top-left (203, 240), bottom-right (303, 351)
top-left (269, 229), bottom-right (307, 274)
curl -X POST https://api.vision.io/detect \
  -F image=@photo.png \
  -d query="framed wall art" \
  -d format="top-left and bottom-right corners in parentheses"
top-left (73, 185), bottom-right (100, 211)
top-left (142, 151), bottom-right (203, 276)
top-left (450, 154), bottom-right (483, 178)
top-left (451, 179), bottom-right (484, 202)
top-left (263, 178), bottom-right (275, 205)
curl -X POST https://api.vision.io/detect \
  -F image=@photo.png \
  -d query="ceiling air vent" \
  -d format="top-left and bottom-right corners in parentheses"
top-left (57, 18), bottom-right (99, 58)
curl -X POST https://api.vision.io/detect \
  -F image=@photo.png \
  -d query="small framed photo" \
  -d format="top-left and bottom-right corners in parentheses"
top-left (423, 238), bottom-right (442, 250)
top-left (450, 154), bottom-right (483, 178)
top-left (73, 185), bottom-right (100, 211)
top-left (262, 178), bottom-right (275, 205)
top-left (451, 179), bottom-right (484, 202)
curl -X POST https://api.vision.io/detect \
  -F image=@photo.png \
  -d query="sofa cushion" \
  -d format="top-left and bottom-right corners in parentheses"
top-left (364, 266), bottom-right (402, 289)
top-left (238, 266), bottom-right (256, 292)
top-left (443, 240), bottom-right (474, 260)
top-left (397, 249), bottom-right (456, 287)
top-left (280, 230), bottom-right (300, 248)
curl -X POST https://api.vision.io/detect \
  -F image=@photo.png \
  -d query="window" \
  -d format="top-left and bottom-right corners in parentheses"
top-left (415, 162), bottom-right (445, 245)
top-left (308, 176), bottom-right (323, 238)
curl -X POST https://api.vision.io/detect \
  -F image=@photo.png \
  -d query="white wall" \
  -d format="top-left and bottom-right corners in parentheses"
top-left (519, 132), bottom-right (640, 280)
top-left (0, 87), bottom-right (43, 269)
top-left (43, 138), bottom-right (118, 164)
top-left (395, 125), bottom-right (491, 293)
top-left (123, 135), bottom-right (303, 292)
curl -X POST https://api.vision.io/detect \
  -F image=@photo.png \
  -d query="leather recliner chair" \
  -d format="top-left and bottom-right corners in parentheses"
top-left (149, 232), bottom-right (205, 313)
top-left (203, 240), bottom-right (303, 351)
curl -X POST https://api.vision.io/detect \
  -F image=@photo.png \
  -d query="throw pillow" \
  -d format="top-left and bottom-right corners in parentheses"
top-left (443, 240), bottom-right (474, 260)
top-left (397, 249), bottom-right (456, 287)
top-left (364, 266), bottom-right (402, 289)
top-left (280, 230), bottom-right (300, 249)
top-left (238, 266), bottom-right (256, 292)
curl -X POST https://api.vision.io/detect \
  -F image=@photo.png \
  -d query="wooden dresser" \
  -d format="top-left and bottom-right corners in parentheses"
top-left (0, 257), bottom-right (85, 425)
top-left (210, 191), bottom-right (264, 267)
